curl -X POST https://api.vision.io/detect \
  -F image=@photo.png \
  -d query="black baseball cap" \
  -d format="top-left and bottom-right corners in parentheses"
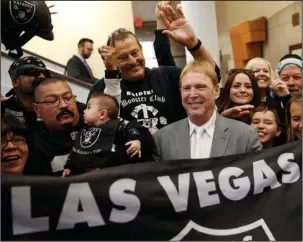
top-left (8, 56), bottom-right (50, 81)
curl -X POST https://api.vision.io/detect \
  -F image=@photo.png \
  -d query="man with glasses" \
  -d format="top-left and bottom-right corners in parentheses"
top-left (25, 76), bottom-right (139, 176)
top-left (23, 76), bottom-right (86, 175)
top-left (1, 56), bottom-right (50, 130)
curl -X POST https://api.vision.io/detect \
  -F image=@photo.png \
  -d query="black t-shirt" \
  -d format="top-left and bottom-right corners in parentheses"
top-left (1, 95), bottom-right (37, 131)
top-left (89, 67), bottom-right (185, 130)
top-left (88, 66), bottom-right (221, 130)
top-left (23, 102), bottom-right (86, 176)
top-left (119, 67), bottom-right (186, 129)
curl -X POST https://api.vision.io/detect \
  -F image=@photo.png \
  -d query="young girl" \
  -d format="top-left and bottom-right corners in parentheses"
top-left (250, 106), bottom-right (283, 148)
top-left (219, 69), bottom-right (261, 124)
top-left (62, 92), bottom-right (153, 177)
top-left (286, 95), bottom-right (302, 143)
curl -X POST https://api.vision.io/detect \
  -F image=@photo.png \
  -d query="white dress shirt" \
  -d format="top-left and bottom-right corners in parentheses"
top-left (189, 112), bottom-right (216, 159)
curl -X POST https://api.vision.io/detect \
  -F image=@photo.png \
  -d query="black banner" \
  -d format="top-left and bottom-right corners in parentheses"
top-left (1, 141), bottom-right (302, 241)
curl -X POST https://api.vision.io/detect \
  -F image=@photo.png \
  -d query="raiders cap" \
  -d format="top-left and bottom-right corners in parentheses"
top-left (8, 56), bottom-right (50, 81)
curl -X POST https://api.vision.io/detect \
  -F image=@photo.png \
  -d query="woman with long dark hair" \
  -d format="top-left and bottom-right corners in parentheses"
top-left (219, 69), bottom-right (261, 124)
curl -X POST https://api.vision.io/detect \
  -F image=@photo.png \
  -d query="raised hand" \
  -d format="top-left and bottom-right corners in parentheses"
top-left (270, 78), bottom-right (290, 97)
top-left (98, 32), bottom-right (117, 71)
top-left (155, 1), bottom-right (173, 29)
top-left (159, 4), bottom-right (198, 49)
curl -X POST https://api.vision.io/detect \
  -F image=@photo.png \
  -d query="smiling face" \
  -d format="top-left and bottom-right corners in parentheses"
top-left (180, 72), bottom-right (220, 125)
top-left (251, 110), bottom-right (281, 148)
top-left (229, 73), bottom-right (254, 105)
top-left (251, 60), bottom-right (272, 89)
top-left (115, 35), bottom-right (145, 81)
top-left (1, 132), bottom-right (28, 174)
top-left (280, 65), bottom-right (302, 96)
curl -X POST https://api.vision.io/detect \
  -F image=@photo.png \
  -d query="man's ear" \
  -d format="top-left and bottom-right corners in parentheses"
top-left (12, 78), bottom-right (19, 88)
top-left (214, 83), bottom-right (220, 100)
top-left (99, 110), bottom-right (108, 120)
top-left (32, 103), bottom-right (41, 118)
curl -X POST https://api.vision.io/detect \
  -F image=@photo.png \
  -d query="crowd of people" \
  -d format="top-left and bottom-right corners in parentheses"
top-left (1, 2), bottom-right (302, 177)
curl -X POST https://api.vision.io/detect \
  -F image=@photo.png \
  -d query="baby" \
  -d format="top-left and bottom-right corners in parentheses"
top-left (63, 92), bottom-right (142, 177)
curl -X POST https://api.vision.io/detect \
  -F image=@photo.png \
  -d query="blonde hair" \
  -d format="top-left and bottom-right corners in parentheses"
top-left (179, 60), bottom-right (218, 87)
top-left (286, 94), bottom-right (302, 143)
top-left (245, 57), bottom-right (274, 85)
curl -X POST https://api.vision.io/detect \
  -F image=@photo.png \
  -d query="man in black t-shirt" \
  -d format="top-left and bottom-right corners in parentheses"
top-left (1, 56), bottom-right (50, 130)
top-left (23, 76), bottom-right (86, 176)
top-left (88, 3), bottom-right (221, 133)
top-left (24, 77), bottom-right (153, 176)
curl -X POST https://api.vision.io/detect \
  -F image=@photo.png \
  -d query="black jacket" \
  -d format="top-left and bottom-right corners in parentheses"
top-left (1, 94), bottom-right (37, 131)
top-left (65, 55), bottom-right (97, 84)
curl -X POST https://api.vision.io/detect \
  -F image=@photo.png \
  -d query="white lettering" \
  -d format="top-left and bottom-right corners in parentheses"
top-left (193, 171), bottom-right (220, 208)
top-left (253, 160), bottom-right (281, 194)
top-left (109, 179), bottom-right (141, 223)
top-left (12, 186), bottom-right (49, 235)
top-left (57, 183), bottom-right (105, 230)
top-left (219, 167), bottom-right (251, 201)
top-left (158, 173), bottom-right (190, 212)
top-left (278, 153), bottom-right (300, 183)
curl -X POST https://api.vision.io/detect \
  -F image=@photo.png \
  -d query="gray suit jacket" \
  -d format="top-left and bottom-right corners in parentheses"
top-left (153, 113), bottom-right (262, 161)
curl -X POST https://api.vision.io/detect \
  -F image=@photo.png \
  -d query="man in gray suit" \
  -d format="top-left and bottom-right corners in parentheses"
top-left (153, 60), bottom-right (262, 161)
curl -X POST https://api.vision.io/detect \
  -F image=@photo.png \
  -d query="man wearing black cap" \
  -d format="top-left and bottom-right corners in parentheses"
top-left (1, 56), bottom-right (50, 130)
top-left (276, 54), bottom-right (302, 96)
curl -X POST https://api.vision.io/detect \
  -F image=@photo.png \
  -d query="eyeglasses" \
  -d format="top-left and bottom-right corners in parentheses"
top-left (1, 136), bottom-right (26, 149)
top-left (228, 68), bottom-right (255, 77)
top-left (35, 95), bottom-right (77, 107)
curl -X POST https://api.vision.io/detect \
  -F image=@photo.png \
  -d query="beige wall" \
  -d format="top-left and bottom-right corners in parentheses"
top-left (263, 2), bottom-right (302, 68)
top-left (215, 1), bottom-right (296, 84)
top-left (23, 1), bottom-right (135, 79)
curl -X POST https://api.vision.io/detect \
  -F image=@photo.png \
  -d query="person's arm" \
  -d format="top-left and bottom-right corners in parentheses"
top-left (103, 70), bottom-right (122, 105)
top-left (154, 2), bottom-right (176, 66)
top-left (158, 3), bottom-right (216, 68)
top-left (154, 30), bottom-right (176, 66)
top-left (122, 119), bottom-right (156, 161)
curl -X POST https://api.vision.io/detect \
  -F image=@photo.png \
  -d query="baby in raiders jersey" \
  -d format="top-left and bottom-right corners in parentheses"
top-left (62, 93), bottom-right (142, 177)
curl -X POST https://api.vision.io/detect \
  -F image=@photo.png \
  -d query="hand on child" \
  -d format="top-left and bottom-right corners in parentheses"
top-left (62, 169), bottom-right (71, 177)
top-left (125, 140), bottom-right (141, 158)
